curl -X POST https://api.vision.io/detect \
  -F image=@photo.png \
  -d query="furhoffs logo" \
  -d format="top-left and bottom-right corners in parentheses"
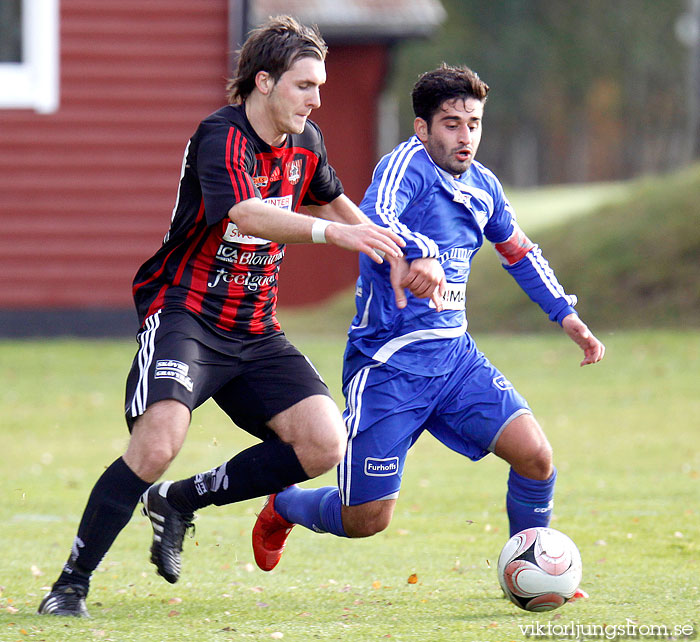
top-left (364, 457), bottom-right (399, 477)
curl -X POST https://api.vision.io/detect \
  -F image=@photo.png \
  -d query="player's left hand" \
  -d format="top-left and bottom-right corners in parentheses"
top-left (561, 313), bottom-right (605, 366)
top-left (389, 256), bottom-right (446, 310)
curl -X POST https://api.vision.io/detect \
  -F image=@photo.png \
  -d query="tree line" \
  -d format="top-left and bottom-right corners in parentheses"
top-left (389, 0), bottom-right (697, 186)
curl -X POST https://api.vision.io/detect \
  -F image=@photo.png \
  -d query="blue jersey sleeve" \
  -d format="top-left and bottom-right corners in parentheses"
top-left (476, 169), bottom-right (577, 324)
top-left (502, 245), bottom-right (578, 324)
top-left (482, 173), bottom-right (516, 244)
top-left (359, 138), bottom-right (440, 261)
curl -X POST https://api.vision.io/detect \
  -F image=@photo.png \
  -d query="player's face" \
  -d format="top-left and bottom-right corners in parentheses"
top-left (415, 97), bottom-right (484, 176)
top-left (267, 56), bottom-right (326, 138)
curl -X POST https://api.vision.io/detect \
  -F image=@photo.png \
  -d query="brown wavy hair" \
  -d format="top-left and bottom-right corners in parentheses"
top-left (227, 15), bottom-right (327, 105)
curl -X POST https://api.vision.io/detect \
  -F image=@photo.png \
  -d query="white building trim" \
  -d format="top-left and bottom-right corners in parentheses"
top-left (0, 0), bottom-right (60, 113)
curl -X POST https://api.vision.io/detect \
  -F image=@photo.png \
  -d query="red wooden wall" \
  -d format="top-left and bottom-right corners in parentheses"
top-left (278, 43), bottom-right (389, 306)
top-left (0, 1), bottom-right (388, 315)
top-left (0, 0), bottom-right (228, 308)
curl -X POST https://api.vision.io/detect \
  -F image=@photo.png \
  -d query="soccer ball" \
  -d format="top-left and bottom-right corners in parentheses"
top-left (497, 527), bottom-right (582, 612)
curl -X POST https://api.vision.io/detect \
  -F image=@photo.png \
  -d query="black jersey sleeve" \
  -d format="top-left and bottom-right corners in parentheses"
top-left (301, 121), bottom-right (344, 207)
top-left (196, 120), bottom-right (260, 226)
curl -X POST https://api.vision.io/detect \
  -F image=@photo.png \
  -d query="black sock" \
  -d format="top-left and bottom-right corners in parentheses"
top-left (166, 440), bottom-right (310, 513)
top-left (54, 457), bottom-right (151, 589)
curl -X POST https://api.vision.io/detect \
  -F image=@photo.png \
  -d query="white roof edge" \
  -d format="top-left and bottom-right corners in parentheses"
top-left (250, 1), bottom-right (447, 39)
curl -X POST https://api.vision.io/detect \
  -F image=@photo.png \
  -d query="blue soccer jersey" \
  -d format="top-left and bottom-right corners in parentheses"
top-left (346, 135), bottom-right (577, 378)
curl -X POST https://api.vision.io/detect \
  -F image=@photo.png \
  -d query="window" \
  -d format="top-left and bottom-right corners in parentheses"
top-left (0, 0), bottom-right (60, 113)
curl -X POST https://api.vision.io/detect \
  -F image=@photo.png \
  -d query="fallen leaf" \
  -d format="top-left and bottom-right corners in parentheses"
top-left (371, 581), bottom-right (382, 590)
top-left (168, 610), bottom-right (180, 617)
top-left (250, 586), bottom-right (264, 593)
top-left (168, 597), bottom-right (182, 605)
top-left (407, 574), bottom-right (418, 584)
top-left (271, 633), bottom-right (284, 639)
top-left (6, 606), bottom-right (18, 614)
top-left (30, 565), bottom-right (43, 578)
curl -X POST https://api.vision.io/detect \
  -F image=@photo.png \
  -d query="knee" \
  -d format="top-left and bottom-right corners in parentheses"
top-left (344, 511), bottom-right (393, 539)
top-left (142, 444), bottom-right (179, 476)
top-left (495, 415), bottom-right (554, 481)
top-left (304, 427), bottom-right (346, 477)
top-left (124, 401), bottom-right (189, 482)
top-left (323, 427), bottom-right (347, 469)
top-left (519, 444), bottom-right (554, 481)
top-left (126, 440), bottom-right (178, 482)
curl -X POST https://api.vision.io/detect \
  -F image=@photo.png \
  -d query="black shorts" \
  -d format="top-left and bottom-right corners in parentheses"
top-left (124, 309), bottom-right (330, 439)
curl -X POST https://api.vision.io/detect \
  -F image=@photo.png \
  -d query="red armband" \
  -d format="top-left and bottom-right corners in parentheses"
top-left (494, 225), bottom-right (535, 265)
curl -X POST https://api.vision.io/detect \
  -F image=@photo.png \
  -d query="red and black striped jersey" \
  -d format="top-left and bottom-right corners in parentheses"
top-left (132, 104), bottom-right (343, 336)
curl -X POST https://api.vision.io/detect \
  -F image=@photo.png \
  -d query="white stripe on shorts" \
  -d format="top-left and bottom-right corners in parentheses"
top-left (130, 311), bottom-right (161, 419)
top-left (340, 365), bottom-right (372, 505)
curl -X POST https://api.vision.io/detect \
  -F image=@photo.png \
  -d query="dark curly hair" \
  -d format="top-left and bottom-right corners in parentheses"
top-left (412, 63), bottom-right (489, 128)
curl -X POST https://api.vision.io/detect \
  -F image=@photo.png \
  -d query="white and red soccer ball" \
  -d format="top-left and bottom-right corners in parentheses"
top-left (497, 527), bottom-right (582, 612)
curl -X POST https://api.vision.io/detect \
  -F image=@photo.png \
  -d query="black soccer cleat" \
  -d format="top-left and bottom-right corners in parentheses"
top-left (141, 481), bottom-right (195, 584)
top-left (37, 583), bottom-right (89, 617)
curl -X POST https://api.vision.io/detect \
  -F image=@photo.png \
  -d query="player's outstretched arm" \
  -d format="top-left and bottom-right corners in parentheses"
top-left (324, 221), bottom-right (405, 264)
top-left (561, 313), bottom-right (605, 366)
top-left (229, 198), bottom-right (404, 263)
top-left (307, 194), bottom-right (371, 225)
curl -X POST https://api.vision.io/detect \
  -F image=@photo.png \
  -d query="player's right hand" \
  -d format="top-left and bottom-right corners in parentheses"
top-left (325, 222), bottom-right (405, 264)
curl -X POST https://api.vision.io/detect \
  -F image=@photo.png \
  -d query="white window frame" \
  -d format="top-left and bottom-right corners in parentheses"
top-left (0, 0), bottom-right (60, 113)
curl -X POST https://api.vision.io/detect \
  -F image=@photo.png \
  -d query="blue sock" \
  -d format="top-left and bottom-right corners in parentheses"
top-left (274, 486), bottom-right (348, 537)
top-left (506, 467), bottom-right (557, 537)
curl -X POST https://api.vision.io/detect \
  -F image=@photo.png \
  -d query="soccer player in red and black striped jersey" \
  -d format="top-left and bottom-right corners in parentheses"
top-left (38, 15), bottom-right (405, 617)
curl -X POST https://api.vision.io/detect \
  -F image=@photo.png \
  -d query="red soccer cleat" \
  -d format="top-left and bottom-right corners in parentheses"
top-left (252, 494), bottom-right (295, 571)
top-left (569, 588), bottom-right (590, 602)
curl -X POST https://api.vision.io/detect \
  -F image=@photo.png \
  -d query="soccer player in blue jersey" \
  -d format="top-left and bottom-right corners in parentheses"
top-left (252, 64), bottom-right (605, 581)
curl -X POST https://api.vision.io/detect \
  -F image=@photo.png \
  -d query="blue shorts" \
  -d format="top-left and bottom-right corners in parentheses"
top-left (339, 339), bottom-right (531, 505)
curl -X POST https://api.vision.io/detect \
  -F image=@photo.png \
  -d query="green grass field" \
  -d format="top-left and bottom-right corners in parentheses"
top-left (1, 329), bottom-right (698, 641)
